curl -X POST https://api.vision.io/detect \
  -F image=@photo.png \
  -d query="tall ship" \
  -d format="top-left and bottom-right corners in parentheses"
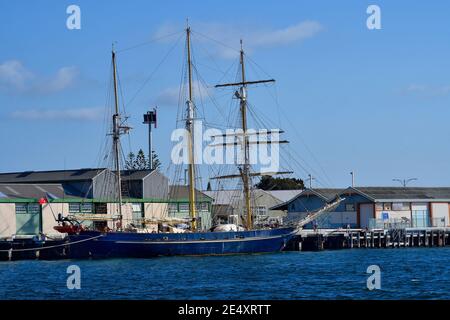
top-left (1, 25), bottom-right (341, 260)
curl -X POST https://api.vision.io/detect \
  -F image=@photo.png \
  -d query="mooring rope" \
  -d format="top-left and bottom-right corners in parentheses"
top-left (0, 235), bottom-right (104, 253)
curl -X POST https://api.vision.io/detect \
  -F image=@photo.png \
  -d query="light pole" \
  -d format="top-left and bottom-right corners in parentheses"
top-left (143, 108), bottom-right (157, 170)
top-left (307, 174), bottom-right (316, 189)
top-left (393, 178), bottom-right (418, 187)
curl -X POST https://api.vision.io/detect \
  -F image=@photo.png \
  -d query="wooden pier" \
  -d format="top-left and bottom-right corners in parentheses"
top-left (285, 228), bottom-right (450, 251)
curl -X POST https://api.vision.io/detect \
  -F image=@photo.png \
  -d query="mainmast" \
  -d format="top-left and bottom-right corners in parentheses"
top-left (186, 27), bottom-right (197, 231)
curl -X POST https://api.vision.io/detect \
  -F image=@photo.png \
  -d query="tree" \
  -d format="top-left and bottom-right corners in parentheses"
top-left (151, 151), bottom-right (162, 170)
top-left (124, 149), bottom-right (162, 171)
top-left (134, 149), bottom-right (148, 170)
top-left (125, 152), bottom-right (136, 170)
top-left (255, 176), bottom-right (304, 190)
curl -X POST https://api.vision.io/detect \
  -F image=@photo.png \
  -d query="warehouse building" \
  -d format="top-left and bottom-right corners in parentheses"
top-left (273, 187), bottom-right (450, 229)
top-left (0, 168), bottom-right (172, 237)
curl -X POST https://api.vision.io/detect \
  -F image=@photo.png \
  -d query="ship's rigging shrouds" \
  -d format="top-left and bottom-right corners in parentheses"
top-left (59, 24), bottom-right (340, 232)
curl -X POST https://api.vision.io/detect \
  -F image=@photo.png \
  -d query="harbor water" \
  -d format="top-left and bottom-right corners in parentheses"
top-left (0, 247), bottom-right (449, 300)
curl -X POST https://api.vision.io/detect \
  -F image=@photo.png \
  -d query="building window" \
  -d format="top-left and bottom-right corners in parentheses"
top-left (345, 203), bottom-right (356, 212)
top-left (179, 203), bottom-right (189, 212)
top-left (253, 206), bottom-right (267, 216)
top-left (392, 202), bottom-right (410, 211)
top-left (196, 202), bottom-right (209, 212)
top-left (375, 203), bottom-right (383, 211)
top-left (16, 203), bottom-right (28, 214)
top-left (16, 203), bottom-right (40, 214)
top-left (69, 202), bottom-right (93, 214)
top-left (168, 203), bottom-right (178, 214)
top-left (69, 203), bottom-right (80, 213)
top-left (383, 203), bottom-right (392, 211)
top-left (132, 203), bottom-right (143, 213)
top-left (81, 203), bottom-right (93, 213)
top-left (94, 203), bottom-right (107, 214)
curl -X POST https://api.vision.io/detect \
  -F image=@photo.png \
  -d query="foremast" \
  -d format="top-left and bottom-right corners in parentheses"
top-left (111, 48), bottom-right (130, 230)
top-left (186, 27), bottom-right (197, 231)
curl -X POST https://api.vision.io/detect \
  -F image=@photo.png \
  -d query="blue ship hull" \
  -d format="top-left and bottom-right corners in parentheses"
top-left (66, 227), bottom-right (295, 259)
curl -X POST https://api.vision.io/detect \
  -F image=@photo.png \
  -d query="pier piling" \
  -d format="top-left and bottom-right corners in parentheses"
top-left (285, 228), bottom-right (450, 252)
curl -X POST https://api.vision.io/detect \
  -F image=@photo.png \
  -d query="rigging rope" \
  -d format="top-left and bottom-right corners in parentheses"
top-left (124, 33), bottom-right (184, 108)
top-left (0, 235), bottom-right (104, 253)
top-left (116, 31), bottom-right (184, 53)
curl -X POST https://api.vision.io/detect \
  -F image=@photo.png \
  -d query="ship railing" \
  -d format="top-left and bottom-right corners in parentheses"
top-left (368, 217), bottom-right (448, 230)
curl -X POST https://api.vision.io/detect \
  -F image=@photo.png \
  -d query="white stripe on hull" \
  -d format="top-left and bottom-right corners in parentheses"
top-left (112, 233), bottom-right (291, 245)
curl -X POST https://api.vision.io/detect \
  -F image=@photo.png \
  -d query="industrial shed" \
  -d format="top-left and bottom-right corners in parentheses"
top-left (272, 187), bottom-right (450, 229)
top-left (0, 168), bottom-right (170, 237)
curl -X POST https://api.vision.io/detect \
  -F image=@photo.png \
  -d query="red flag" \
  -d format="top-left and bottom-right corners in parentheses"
top-left (38, 197), bottom-right (48, 205)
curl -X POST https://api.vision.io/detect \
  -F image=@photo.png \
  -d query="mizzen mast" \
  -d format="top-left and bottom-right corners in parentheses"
top-left (186, 27), bottom-right (197, 231)
top-left (215, 40), bottom-right (276, 230)
top-left (238, 40), bottom-right (253, 230)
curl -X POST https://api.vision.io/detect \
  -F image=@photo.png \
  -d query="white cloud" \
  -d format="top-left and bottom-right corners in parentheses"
top-left (34, 66), bottom-right (79, 94)
top-left (155, 86), bottom-right (181, 106)
top-left (154, 20), bottom-right (324, 59)
top-left (252, 21), bottom-right (323, 48)
top-left (403, 84), bottom-right (450, 97)
top-left (11, 107), bottom-right (103, 121)
top-left (0, 60), bottom-right (78, 94)
top-left (0, 60), bottom-right (34, 91)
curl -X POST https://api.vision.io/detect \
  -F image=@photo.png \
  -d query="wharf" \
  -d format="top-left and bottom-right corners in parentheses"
top-left (285, 228), bottom-right (450, 251)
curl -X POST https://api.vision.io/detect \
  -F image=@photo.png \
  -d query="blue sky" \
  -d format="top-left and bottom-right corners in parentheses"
top-left (1, 0), bottom-right (450, 188)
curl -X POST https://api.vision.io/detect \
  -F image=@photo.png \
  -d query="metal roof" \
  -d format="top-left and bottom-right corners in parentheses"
top-left (345, 187), bottom-right (450, 201)
top-left (203, 190), bottom-right (245, 205)
top-left (305, 188), bottom-right (345, 201)
top-left (0, 168), bottom-right (159, 184)
top-left (264, 190), bottom-right (303, 202)
top-left (169, 185), bottom-right (212, 201)
top-left (0, 168), bottom-right (106, 183)
top-left (269, 188), bottom-right (344, 211)
top-left (0, 183), bottom-right (84, 200)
